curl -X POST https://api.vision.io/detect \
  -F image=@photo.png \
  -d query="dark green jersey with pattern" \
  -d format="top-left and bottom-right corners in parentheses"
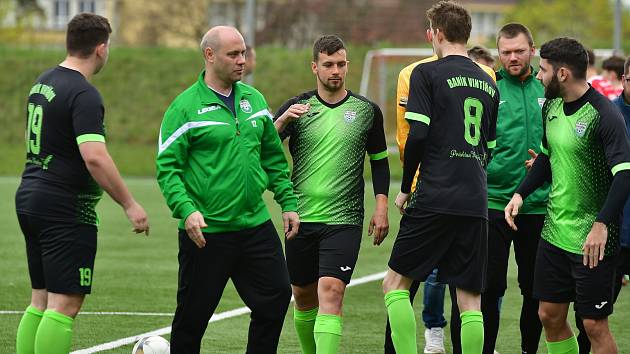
top-left (275, 90), bottom-right (387, 225)
top-left (15, 66), bottom-right (105, 225)
top-left (541, 87), bottom-right (630, 256)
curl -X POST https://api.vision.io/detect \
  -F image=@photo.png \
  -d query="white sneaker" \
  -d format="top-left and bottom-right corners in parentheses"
top-left (424, 327), bottom-right (445, 353)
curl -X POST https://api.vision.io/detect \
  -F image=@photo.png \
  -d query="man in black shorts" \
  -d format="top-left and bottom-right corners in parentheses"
top-left (505, 37), bottom-right (630, 354)
top-left (382, 2), bottom-right (499, 354)
top-left (274, 35), bottom-right (390, 354)
top-left (15, 13), bottom-right (149, 354)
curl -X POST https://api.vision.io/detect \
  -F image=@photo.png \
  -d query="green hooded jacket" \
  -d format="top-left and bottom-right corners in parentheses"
top-left (487, 68), bottom-right (549, 214)
top-left (156, 71), bottom-right (297, 233)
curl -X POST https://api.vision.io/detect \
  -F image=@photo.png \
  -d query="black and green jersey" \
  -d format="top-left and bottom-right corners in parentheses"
top-left (541, 87), bottom-right (630, 256)
top-left (15, 66), bottom-right (105, 225)
top-left (275, 90), bottom-right (387, 225)
top-left (404, 56), bottom-right (499, 219)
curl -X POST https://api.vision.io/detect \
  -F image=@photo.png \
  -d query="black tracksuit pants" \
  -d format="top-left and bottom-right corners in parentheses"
top-left (170, 220), bottom-right (291, 354)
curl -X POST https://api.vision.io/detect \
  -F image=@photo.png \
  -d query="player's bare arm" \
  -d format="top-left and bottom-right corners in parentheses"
top-left (79, 141), bottom-right (149, 235)
top-left (274, 103), bottom-right (310, 133)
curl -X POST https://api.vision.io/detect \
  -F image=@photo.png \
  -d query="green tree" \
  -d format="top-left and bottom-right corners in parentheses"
top-left (503, 0), bottom-right (630, 51)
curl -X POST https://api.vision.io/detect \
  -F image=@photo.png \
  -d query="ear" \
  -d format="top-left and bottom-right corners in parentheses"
top-left (205, 47), bottom-right (214, 62)
top-left (95, 42), bottom-right (106, 58)
top-left (557, 67), bottom-right (570, 82)
top-left (311, 61), bottom-right (317, 75)
top-left (435, 29), bottom-right (444, 43)
top-left (425, 28), bottom-right (432, 43)
top-left (530, 46), bottom-right (536, 56)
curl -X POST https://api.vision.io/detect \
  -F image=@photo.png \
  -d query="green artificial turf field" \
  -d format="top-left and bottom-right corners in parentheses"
top-left (1, 178), bottom-right (628, 353)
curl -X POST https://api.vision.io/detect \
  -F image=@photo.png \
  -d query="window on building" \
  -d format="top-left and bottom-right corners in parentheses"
top-left (79, 0), bottom-right (96, 13)
top-left (53, 0), bottom-right (70, 28)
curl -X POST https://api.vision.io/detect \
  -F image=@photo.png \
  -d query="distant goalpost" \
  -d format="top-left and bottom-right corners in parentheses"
top-left (359, 47), bottom-right (617, 146)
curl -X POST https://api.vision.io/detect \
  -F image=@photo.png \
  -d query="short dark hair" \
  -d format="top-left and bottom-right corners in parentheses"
top-left (66, 13), bottom-right (111, 58)
top-left (602, 56), bottom-right (625, 80)
top-left (426, 1), bottom-right (471, 45)
top-left (496, 23), bottom-right (533, 48)
top-left (313, 35), bottom-right (346, 61)
top-left (539, 37), bottom-right (588, 80)
top-left (586, 48), bottom-right (596, 67)
top-left (468, 45), bottom-right (494, 65)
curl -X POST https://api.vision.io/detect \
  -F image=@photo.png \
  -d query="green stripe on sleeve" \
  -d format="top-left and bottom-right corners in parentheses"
top-left (487, 140), bottom-right (496, 149)
top-left (540, 143), bottom-right (549, 155)
top-left (369, 150), bottom-right (388, 161)
top-left (76, 134), bottom-right (105, 145)
top-left (404, 112), bottom-right (431, 125)
top-left (611, 162), bottom-right (630, 176)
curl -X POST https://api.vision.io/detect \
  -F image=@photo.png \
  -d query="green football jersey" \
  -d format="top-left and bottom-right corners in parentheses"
top-left (541, 88), bottom-right (630, 256)
top-left (275, 90), bottom-right (388, 225)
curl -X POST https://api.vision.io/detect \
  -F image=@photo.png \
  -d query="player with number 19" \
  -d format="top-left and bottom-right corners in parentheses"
top-left (15, 13), bottom-right (149, 354)
top-left (382, 2), bottom-right (499, 353)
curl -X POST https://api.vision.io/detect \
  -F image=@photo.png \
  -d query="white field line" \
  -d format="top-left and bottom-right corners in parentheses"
top-left (69, 271), bottom-right (387, 353)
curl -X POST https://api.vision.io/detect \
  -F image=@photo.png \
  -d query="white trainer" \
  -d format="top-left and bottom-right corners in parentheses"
top-left (424, 327), bottom-right (446, 353)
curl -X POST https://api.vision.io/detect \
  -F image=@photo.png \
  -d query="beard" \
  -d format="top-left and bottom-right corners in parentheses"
top-left (544, 74), bottom-right (562, 99)
top-left (318, 74), bottom-right (344, 92)
top-left (509, 63), bottom-right (529, 78)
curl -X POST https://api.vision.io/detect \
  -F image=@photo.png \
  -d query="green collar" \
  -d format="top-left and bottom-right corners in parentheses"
top-left (196, 70), bottom-right (253, 105)
top-left (498, 66), bottom-right (537, 84)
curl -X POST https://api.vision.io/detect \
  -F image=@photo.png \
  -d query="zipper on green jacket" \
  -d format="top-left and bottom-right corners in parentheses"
top-left (522, 81), bottom-right (529, 161)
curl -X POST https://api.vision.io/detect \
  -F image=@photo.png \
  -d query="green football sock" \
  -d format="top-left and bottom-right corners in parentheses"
top-left (294, 307), bottom-right (318, 354)
top-left (16, 305), bottom-right (44, 354)
top-left (460, 310), bottom-right (484, 354)
top-left (34, 310), bottom-right (74, 354)
top-left (385, 290), bottom-right (417, 354)
top-left (546, 335), bottom-right (579, 354)
top-left (313, 314), bottom-right (342, 354)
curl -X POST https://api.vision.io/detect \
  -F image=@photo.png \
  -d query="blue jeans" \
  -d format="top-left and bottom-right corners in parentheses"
top-left (422, 268), bottom-right (447, 328)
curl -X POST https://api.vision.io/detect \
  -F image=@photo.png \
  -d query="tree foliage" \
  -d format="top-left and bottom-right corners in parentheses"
top-left (503, 0), bottom-right (630, 50)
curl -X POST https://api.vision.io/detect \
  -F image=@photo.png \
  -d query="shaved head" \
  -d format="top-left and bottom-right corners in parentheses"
top-left (200, 26), bottom-right (244, 54)
top-left (200, 26), bottom-right (247, 89)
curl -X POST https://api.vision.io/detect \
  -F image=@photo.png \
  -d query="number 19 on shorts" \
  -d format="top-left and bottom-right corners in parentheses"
top-left (464, 97), bottom-right (483, 146)
top-left (79, 267), bottom-right (92, 286)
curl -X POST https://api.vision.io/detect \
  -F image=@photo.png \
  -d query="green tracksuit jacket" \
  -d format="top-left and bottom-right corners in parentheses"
top-left (156, 71), bottom-right (297, 233)
top-left (487, 68), bottom-right (549, 214)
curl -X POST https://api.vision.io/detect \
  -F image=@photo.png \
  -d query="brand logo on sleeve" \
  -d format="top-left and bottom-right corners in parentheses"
top-left (595, 301), bottom-right (608, 309)
top-left (240, 99), bottom-right (252, 113)
top-left (538, 97), bottom-right (546, 108)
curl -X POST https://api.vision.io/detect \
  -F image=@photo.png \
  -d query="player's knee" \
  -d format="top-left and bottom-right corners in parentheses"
top-left (47, 293), bottom-right (84, 318)
top-left (292, 283), bottom-right (318, 310)
top-left (538, 307), bottom-right (562, 328)
top-left (319, 281), bottom-right (345, 307)
top-left (582, 318), bottom-right (609, 339)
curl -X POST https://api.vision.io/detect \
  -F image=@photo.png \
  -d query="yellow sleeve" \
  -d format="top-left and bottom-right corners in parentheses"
top-left (477, 62), bottom-right (497, 83)
top-left (396, 69), bottom-right (411, 163)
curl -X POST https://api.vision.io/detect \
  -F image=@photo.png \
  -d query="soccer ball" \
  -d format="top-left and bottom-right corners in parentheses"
top-left (131, 336), bottom-right (170, 354)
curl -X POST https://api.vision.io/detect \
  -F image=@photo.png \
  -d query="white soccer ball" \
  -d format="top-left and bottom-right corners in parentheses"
top-left (131, 336), bottom-right (170, 354)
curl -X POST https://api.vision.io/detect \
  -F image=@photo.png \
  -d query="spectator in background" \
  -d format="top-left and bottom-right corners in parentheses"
top-left (601, 56), bottom-right (625, 100)
top-left (245, 45), bottom-right (257, 76)
top-left (468, 45), bottom-right (495, 69)
top-left (586, 49), bottom-right (601, 83)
